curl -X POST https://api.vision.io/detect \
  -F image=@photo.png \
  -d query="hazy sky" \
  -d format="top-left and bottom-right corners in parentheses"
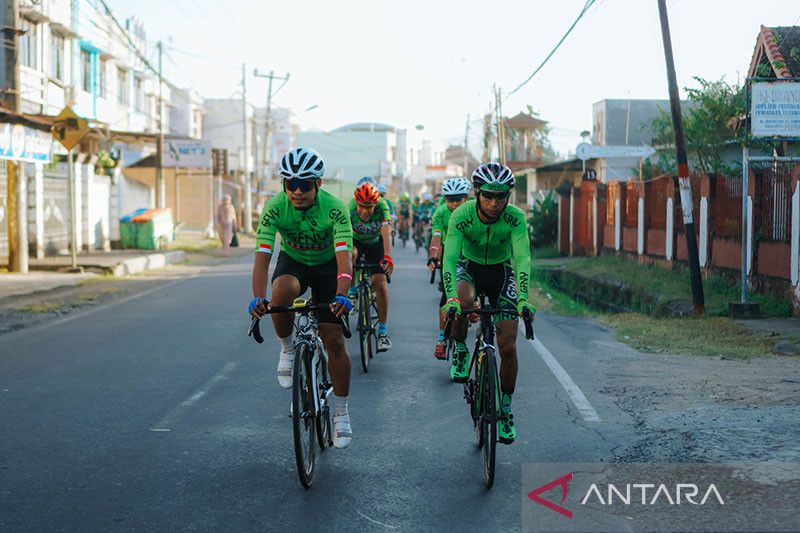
top-left (106, 0), bottom-right (799, 155)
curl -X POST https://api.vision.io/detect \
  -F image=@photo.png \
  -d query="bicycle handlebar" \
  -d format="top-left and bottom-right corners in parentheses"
top-left (248, 301), bottom-right (352, 340)
top-left (442, 307), bottom-right (534, 340)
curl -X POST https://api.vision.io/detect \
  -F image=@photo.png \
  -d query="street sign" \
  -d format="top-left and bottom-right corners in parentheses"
top-left (212, 148), bottom-right (228, 176)
top-left (51, 106), bottom-right (90, 151)
top-left (576, 143), bottom-right (656, 161)
top-left (750, 81), bottom-right (800, 138)
top-left (162, 139), bottom-right (211, 168)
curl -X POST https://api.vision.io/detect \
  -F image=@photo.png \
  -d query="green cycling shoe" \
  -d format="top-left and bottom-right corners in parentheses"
top-left (499, 393), bottom-right (516, 444)
top-left (449, 343), bottom-right (469, 382)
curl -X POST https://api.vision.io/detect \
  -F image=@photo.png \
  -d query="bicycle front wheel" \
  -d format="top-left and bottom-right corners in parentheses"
top-left (481, 349), bottom-right (498, 489)
top-left (292, 344), bottom-right (317, 489)
top-left (358, 288), bottom-right (370, 373)
top-left (315, 352), bottom-right (333, 450)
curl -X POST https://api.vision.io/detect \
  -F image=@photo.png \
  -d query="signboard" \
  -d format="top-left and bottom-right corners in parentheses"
top-left (576, 143), bottom-right (656, 161)
top-left (211, 148), bottom-right (228, 176)
top-left (51, 106), bottom-right (90, 150)
top-left (162, 139), bottom-right (211, 168)
top-left (0, 123), bottom-right (52, 163)
top-left (750, 81), bottom-right (800, 138)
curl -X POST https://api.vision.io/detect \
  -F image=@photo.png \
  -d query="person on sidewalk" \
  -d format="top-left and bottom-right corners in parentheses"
top-left (216, 194), bottom-right (238, 256)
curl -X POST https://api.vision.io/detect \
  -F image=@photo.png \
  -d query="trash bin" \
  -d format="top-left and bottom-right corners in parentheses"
top-left (119, 208), bottom-right (147, 249)
top-left (133, 208), bottom-right (174, 250)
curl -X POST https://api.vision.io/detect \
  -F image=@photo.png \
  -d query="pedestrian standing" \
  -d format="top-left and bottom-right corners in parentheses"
top-left (216, 194), bottom-right (237, 256)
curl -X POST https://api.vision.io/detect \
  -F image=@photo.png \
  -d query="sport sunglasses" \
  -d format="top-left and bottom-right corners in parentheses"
top-left (284, 178), bottom-right (315, 193)
top-left (480, 190), bottom-right (510, 201)
top-left (445, 194), bottom-right (468, 203)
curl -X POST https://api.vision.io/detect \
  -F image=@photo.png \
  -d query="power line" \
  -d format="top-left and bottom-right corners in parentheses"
top-left (166, 45), bottom-right (239, 69)
top-left (505, 0), bottom-right (598, 99)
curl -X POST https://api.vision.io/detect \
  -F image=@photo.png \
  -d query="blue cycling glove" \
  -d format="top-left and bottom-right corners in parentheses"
top-left (334, 294), bottom-right (353, 312)
top-left (248, 297), bottom-right (266, 316)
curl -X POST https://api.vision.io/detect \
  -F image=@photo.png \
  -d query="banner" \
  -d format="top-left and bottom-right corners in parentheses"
top-left (750, 81), bottom-right (800, 138)
top-left (0, 123), bottom-right (52, 163)
top-left (162, 139), bottom-right (211, 168)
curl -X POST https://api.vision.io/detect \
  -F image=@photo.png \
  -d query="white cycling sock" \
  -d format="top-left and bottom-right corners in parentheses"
top-left (334, 394), bottom-right (349, 416)
top-left (277, 334), bottom-right (293, 353)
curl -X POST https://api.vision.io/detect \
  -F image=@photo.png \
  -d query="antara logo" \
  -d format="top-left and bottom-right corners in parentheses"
top-left (528, 473), bottom-right (725, 519)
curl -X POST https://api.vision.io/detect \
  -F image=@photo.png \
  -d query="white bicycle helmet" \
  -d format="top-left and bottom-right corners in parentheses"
top-left (442, 177), bottom-right (471, 196)
top-left (357, 176), bottom-right (377, 187)
top-left (377, 183), bottom-right (387, 195)
top-left (279, 147), bottom-right (325, 179)
top-left (422, 192), bottom-right (432, 202)
top-left (472, 162), bottom-right (515, 191)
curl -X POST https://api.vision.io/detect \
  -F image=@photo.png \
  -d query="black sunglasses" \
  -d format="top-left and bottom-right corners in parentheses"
top-left (480, 190), bottom-right (510, 201)
top-left (445, 194), bottom-right (468, 203)
top-left (284, 178), bottom-right (315, 193)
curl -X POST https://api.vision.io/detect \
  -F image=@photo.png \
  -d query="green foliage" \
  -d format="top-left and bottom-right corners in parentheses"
top-left (648, 76), bottom-right (745, 176)
top-left (527, 191), bottom-right (558, 247)
top-left (791, 47), bottom-right (800, 61)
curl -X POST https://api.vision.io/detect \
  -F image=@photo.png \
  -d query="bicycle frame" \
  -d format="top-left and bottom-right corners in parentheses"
top-left (292, 312), bottom-right (331, 423)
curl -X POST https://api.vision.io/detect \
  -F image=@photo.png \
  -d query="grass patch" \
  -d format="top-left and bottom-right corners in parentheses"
top-left (532, 245), bottom-right (561, 260)
top-left (168, 238), bottom-right (220, 254)
top-left (562, 256), bottom-right (791, 317)
top-left (75, 293), bottom-right (99, 302)
top-left (16, 302), bottom-right (62, 313)
top-left (531, 268), bottom-right (593, 317)
top-left (603, 313), bottom-right (777, 359)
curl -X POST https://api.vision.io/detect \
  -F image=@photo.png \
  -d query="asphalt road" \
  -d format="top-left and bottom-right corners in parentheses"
top-left (1, 244), bottom-right (796, 532)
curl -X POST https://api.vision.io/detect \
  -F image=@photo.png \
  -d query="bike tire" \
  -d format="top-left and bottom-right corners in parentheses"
top-left (358, 287), bottom-right (370, 373)
top-left (470, 350), bottom-right (483, 448)
top-left (315, 351), bottom-right (333, 450)
top-left (292, 344), bottom-right (317, 489)
top-left (482, 349), bottom-right (498, 489)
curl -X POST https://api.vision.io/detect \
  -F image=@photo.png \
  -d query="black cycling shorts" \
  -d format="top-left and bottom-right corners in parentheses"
top-left (456, 259), bottom-right (518, 323)
top-left (272, 251), bottom-right (339, 325)
top-left (354, 237), bottom-right (386, 277)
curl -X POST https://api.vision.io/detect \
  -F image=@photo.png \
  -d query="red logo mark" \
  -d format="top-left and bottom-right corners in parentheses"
top-left (528, 472), bottom-right (573, 518)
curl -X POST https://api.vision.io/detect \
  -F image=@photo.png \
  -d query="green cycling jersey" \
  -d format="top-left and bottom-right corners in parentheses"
top-left (347, 197), bottom-right (391, 245)
top-left (442, 199), bottom-right (531, 304)
top-left (255, 189), bottom-right (353, 265)
top-left (430, 203), bottom-right (454, 241)
top-left (383, 197), bottom-right (397, 216)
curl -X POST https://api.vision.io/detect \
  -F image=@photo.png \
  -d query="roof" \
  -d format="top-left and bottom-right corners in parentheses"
top-left (748, 26), bottom-right (800, 78)
top-left (332, 122), bottom-right (395, 133)
top-left (504, 112), bottom-right (547, 130)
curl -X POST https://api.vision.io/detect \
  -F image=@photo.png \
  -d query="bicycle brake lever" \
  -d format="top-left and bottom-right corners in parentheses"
top-left (248, 317), bottom-right (264, 344)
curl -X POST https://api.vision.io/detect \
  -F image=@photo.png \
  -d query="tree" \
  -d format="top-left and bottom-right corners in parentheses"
top-left (647, 76), bottom-right (745, 177)
top-left (527, 191), bottom-right (558, 247)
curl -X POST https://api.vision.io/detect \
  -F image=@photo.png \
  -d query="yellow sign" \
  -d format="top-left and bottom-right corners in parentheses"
top-left (51, 106), bottom-right (90, 151)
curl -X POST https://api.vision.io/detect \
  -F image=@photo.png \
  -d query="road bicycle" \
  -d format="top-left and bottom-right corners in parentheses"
top-left (444, 295), bottom-right (533, 488)
top-left (248, 299), bottom-right (351, 489)
top-left (352, 259), bottom-right (390, 373)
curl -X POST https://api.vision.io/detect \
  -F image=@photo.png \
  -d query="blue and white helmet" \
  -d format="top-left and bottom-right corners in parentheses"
top-left (472, 162), bottom-right (515, 191)
top-left (279, 147), bottom-right (325, 179)
top-left (422, 192), bottom-right (432, 202)
top-left (357, 176), bottom-right (377, 187)
top-left (442, 177), bottom-right (472, 196)
top-left (377, 183), bottom-right (387, 195)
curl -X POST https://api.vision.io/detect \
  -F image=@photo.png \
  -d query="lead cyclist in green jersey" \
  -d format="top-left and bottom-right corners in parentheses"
top-left (440, 163), bottom-right (536, 444)
top-left (249, 147), bottom-right (355, 449)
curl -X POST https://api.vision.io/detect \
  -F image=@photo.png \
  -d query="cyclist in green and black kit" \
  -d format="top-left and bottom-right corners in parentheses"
top-left (249, 147), bottom-right (355, 449)
top-left (440, 163), bottom-right (536, 444)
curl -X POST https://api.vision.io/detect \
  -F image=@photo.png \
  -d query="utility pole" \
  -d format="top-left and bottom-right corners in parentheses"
top-left (241, 63), bottom-right (252, 233)
top-left (254, 69), bottom-right (290, 180)
top-left (156, 40), bottom-right (165, 209)
top-left (463, 114), bottom-right (470, 174)
top-left (494, 85), bottom-right (506, 165)
top-left (657, 0), bottom-right (705, 314)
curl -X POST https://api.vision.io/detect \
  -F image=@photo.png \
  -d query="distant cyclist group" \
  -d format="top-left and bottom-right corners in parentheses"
top-left (247, 146), bottom-right (535, 487)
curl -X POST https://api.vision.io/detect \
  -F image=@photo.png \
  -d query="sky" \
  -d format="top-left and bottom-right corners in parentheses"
top-left (106, 0), bottom-right (799, 157)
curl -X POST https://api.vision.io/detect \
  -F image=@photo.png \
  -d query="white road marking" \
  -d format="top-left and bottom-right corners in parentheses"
top-left (150, 362), bottom-right (239, 431)
top-left (356, 510), bottom-right (399, 530)
top-left (520, 325), bottom-right (601, 422)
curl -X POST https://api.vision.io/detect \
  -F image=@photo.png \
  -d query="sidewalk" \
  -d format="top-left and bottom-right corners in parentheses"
top-left (1, 249), bottom-right (186, 300)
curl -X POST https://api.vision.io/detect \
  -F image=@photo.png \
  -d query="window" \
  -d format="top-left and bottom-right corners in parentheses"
top-left (80, 49), bottom-right (91, 92)
top-left (117, 68), bottom-right (128, 105)
top-left (50, 32), bottom-right (64, 80)
top-left (98, 58), bottom-right (107, 98)
top-left (134, 77), bottom-right (144, 112)
top-left (20, 19), bottom-right (38, 68)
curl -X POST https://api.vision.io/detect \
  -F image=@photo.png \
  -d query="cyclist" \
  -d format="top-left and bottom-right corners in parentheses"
top-left (427, 177), bottom-right (471, 359)
top-left (397, 192), bottom-right (412, 241)
top-left (348, 181), bottom-right (394, 351)
top-left (378, 183), bottom-right (397, 245)
top-left (249, 147), bottom-right (355, 449)
top-left (414, 193), bottom-right (436, 249)
top-left (440, 163), bottom-right (536, 445)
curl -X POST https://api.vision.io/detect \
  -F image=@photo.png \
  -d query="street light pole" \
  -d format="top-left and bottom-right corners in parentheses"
top-left (254, 69), bottom-right (290, 179)
top-left (241, 63), bottom-right (252, 233)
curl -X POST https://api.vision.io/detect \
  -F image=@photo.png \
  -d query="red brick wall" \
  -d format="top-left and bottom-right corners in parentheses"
top-left (622, 227), bottom-right (638, 253)
top-left (758, 242), bottom-right (791, 279)
top-left (559, 194), bottom-right (570, 255)
top-left (646, 229), bottom-right (666, 257)
top-left (603, 225), bottom-right (615, 251)
top-left (711, 238), bottom-right (742, 271)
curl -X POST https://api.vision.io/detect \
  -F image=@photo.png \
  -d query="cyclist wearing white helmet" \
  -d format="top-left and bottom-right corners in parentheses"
top-left (249, 147), bottom-right (356, 448)
top-left (428, 177), bottom-right (472, 360)
top-left (440, 162), bottom-right (536, 445)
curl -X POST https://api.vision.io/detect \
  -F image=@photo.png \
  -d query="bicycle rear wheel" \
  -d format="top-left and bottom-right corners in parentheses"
top-left (481, 349), bottom-right (498, 489)
top-left (468, 350), bottom-right (483, 448)
top-left (292, 344), bottom-right (317, 489)
top-left (358, 287), bottom-right (370, 373)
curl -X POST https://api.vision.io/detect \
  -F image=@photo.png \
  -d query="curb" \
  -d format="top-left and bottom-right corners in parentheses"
top-left (109, 250), bottom-right (187, 276)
